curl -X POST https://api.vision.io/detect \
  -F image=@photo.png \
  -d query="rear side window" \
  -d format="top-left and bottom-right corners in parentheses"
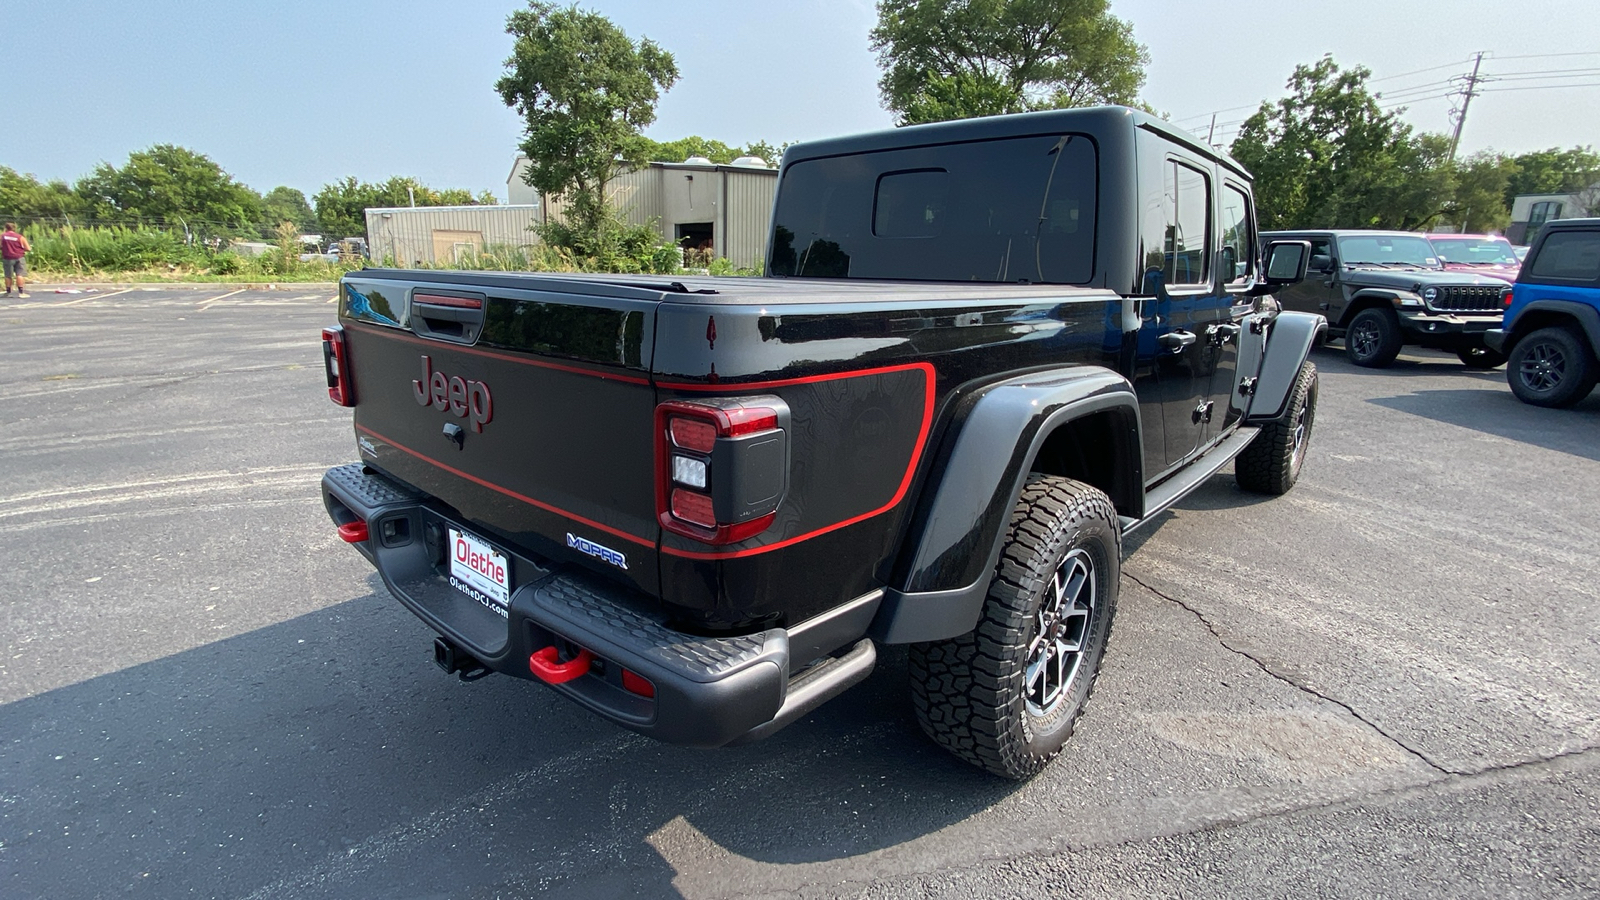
top-left (1528, 230), bottom-right (1600, 282)
top-left (1162, 161), bottom-right (1210, 286)
top-left (769, 134), bottom-right (1097, 284)
top-left (1220, 184), bottom-right (1253, 286)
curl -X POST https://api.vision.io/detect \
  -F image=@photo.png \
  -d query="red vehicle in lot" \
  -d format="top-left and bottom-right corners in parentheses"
top-left (1427, 234), bottom-right (1521, 282)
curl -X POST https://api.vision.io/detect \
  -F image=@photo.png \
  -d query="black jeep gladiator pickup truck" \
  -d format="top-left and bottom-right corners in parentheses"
top-left (321, 107), bottom-right (1324, 778)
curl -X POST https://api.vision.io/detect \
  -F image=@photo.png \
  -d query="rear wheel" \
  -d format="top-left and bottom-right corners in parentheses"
top-left (1456, 345), bottom-right (1507, 369)
top-left (909, 476), bottom-right (1119, 780)
top-left (1235, 361), bottom-right (1318, 495)
top-left (1345, 308), bottom-right (1403, 368)
top-left (1507, 325), bottom-right (1598, 408)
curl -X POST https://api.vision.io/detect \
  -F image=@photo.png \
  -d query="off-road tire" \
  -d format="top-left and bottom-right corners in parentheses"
top-left (1456, 345), bottom-right (1507, 369)
top-left (1235, 361), bottom-right (1318, 495)
top-left (1345, 307), bottom-right (1403, 368)
top-left (909, 476), bottom-right (1120, 780)
top-left (1507, 325), bottom-right (1599, 408)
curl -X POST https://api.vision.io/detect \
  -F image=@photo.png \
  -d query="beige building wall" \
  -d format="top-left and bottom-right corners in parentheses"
top-left (520, 158), bottom-right (778, 270)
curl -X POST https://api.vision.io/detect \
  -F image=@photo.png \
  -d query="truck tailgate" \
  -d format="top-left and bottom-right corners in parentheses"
top-left (339, 274), bottom-right (661, 595)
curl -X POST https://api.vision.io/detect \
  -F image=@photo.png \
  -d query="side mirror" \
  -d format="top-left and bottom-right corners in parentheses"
top-left (1261, 240), bottom-right (1311, 287)
top-left (1309, 254), bottom-right (1333, 272)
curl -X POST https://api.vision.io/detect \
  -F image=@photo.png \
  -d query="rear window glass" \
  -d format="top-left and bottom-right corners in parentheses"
top-left (1528, 231), bottom-right (1600, 282)
top-left (770, 134), bottom-right (1097, 284)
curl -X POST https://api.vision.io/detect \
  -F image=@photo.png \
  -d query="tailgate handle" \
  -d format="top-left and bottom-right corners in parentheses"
top-left (412, 291), bottom-right (487, 345)
top-left (529, 646), bottom-right (594, 684)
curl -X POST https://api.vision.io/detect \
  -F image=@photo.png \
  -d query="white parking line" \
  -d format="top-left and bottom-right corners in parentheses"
top-left (197, 288), bottom-right (247, 311)
top-left (326, 294), bottom-right (339, 303)
top-left (58, 287), bottom-right (133, 306)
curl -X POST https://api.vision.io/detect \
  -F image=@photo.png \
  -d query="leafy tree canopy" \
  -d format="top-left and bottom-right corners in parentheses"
top-left (496, 1), bottom-right (678, 201)
top-left (1231, 56), bottom-right (1454, 231)
top-left (632, 135), bottom-right (786, 167)
top-left (495, 1), bottom-right (679, 262)
top-left (870, 0), bottom-right (1148, 126)
top-left (312, 176), bottom-right (495, 240)
top-left (74, 145), bottom-right (262, 232)
top-left (260, 186), bottom-right (315, 234)
top-left (0, 166), bottom-right (87, 220)
top-left (1502, 147), bottom-right (1600, 206)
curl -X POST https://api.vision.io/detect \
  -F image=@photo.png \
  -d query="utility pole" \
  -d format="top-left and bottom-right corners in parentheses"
top-left (1207, 113), bottom-right (1217, 147)
top-left (1449, 52), bottom-right (1486, 162)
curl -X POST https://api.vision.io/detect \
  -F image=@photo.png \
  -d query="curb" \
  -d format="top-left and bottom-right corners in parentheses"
top-left (32, 282), bottom-right (339, 292)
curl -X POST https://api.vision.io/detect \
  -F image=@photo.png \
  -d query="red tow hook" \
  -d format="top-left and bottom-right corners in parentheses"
top-left (529, 646), bottom-right (594, 684)
top-left (337, 520), bottom-right (370, 543)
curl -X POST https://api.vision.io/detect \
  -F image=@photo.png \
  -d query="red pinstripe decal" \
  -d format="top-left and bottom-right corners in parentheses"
top-left (355, 425), bottom-right (655, 548)
top-left (346, 321), bottom-right (651, 385)
top-left (659, 362), bottom-right (937, 560)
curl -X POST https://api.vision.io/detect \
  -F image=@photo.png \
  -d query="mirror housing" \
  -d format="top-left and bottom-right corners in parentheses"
top-left (1308, 253), bottom-right (1333, 272)
top-left (1256, 240), bottom-right (1311, 291)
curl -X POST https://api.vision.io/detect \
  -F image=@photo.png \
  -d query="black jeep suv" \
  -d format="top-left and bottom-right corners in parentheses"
top-left (1262, 230), bottom-right (1510, 368)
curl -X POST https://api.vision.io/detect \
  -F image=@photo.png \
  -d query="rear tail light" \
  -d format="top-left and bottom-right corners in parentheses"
top-left (322, 325), bottom-right (354, 407)
top-left (655, 397), bottom-right (790, 545)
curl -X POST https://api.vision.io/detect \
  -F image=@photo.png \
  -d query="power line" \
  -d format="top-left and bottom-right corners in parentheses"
top-left (1449, 51), bottom-right (1486, 161)
top-left (1481, 81), bottom-right (1600, 93)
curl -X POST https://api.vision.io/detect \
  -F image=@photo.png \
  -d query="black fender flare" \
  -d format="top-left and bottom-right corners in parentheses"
top-left (1246, 311), bottom-right (1327, 423)
top-left (869, 367), bottom-right (1141, 645)
top-left (1504, 299), bottom-right (1600, 354)
top-left (1336, 290), bottom-right (1406, 327)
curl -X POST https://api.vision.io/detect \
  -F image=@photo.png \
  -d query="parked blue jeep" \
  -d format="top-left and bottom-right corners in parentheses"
top-left (1486, 218), bottom-right (1600, 407)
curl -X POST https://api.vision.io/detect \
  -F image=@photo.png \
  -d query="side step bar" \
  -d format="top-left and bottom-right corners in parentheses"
top-left (727, 639), bottom-right (878, 746)
top-left (1119, 426), bottom-right (1261, 536)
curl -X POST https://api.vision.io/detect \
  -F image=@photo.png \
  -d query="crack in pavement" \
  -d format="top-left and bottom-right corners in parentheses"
top-left (801, 743), bottom-right (1600, 900)
top-left (1123, 571), bottom-right (1458, 776)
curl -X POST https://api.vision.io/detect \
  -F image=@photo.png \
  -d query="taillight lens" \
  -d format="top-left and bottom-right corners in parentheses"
top-left (322, 325), bottom-right (354, 407)
top-left (655, 398), bottom-right (789, 545)
top-left (1502, 286), bottom-right (1515, 307)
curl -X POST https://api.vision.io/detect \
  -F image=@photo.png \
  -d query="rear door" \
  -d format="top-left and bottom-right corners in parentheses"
top-left (340, 274), bottom-right (662, 594)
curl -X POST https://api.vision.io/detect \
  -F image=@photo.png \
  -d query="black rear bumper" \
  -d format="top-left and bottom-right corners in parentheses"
top-left (321, 463), bottom-right (876, 748)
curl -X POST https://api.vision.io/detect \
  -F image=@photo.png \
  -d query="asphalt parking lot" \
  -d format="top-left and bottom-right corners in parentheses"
top-left (2, 285), bottom-right (1597, 899)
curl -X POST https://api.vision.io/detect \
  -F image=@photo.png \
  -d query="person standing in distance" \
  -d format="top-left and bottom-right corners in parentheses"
top-left (2, 223), bottom-right (30, 298)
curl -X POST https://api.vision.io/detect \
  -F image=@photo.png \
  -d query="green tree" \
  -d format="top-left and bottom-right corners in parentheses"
top-left (259, 186), bottom-right (315, 234)
top-left (0, 167), bottom-right (87, 220)
top-left (74, 145), bottom-right (262, 233)
top-left (870, 0), bottom-right (1148, 126)
top-left (631, 136), bottom-right (787, 166)
top-left (1502, 146), bottom-right (1600, 208)
top-left (495, 1), bottom-right (679, 261)
top-left (312, 176), bottom-right (494, 239)
top-left (1445, 151), bottom-right (1515, 233)
top-left (312, 177), bottom-right (381, 239)
top-left (1231, 56), bottom-right (1454, 230)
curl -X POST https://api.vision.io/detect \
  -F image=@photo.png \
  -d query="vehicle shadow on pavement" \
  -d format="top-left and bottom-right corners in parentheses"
top-left (0, 580), bottom-right (1015, 900)
top-left (1311, 344), bottom-right (1507, 381)
top-left (1366, 388), bottom-right (1600, 461)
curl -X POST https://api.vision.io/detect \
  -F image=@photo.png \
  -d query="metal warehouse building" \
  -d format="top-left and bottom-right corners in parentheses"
top-left (364, 204), bottom-right (542, 268)
top-left (509, 155), bottom-right (778, 270)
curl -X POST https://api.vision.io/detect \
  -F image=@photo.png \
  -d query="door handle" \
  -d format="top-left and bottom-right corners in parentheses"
top-left (1212, 324), bottom-right (1241, 344)
top-left (1159, 330), bottom-right (1197, 352)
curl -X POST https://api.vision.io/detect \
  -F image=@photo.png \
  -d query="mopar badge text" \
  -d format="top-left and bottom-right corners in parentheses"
top-left (567, 533), bottom-right (629, 570)
top-left (412, 355), bottom-right (493, 432)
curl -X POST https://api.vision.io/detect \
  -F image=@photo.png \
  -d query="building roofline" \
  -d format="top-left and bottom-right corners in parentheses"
top-left (366, 204), bottom-right (540, 214)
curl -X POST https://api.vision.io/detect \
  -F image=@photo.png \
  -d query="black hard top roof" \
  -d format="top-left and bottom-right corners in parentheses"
top-left (1541, 217), bottom-right (1600, 230)
top-left (1262, 229), bottom-right (1434, 238)
top-left (782, 105), bottom-right (1251, 180)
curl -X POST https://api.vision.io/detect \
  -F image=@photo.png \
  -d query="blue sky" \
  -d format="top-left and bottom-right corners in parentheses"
top-left (7, 1), bottom-right (1600, 201)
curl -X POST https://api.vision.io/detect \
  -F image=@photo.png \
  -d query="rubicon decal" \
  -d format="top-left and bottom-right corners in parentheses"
top-left (567, 533), bottom-right (629, 570)
top-left (412, 355), bottom-right (493, 432)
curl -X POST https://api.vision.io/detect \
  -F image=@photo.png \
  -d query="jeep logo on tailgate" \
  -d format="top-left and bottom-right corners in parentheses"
top-left (412, 355), bottom-right (493, 432)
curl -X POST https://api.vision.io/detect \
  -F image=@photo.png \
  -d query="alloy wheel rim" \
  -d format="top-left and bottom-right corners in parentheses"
top-left (1351, 320), bottom-right (1380, 359)
top-left (1025, 548), bottom-right (1095, 718)
top-left (1519, 343), bottom-right (1566, 392)
top-left (1290, 399), bottom-right (1311, 473)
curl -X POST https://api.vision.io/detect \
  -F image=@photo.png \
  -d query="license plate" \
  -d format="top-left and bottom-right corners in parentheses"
top-left (448, 528), bottom-right (511, 611)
